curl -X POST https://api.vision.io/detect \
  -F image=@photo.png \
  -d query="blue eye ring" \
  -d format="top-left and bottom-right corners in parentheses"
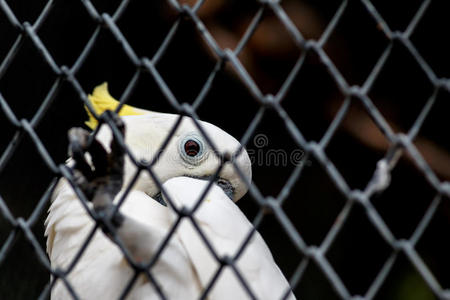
top-left (179, 134), bottom-right (207, 165)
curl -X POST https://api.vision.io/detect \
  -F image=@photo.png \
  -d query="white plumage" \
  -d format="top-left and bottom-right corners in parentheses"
top-left (165, 177), bottom-right (295, 300)
top-left (45, 83), bottom-right (295, 299)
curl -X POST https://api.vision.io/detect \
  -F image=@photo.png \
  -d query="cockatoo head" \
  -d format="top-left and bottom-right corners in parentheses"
top-left (88, 83), bottom-right (252, 202)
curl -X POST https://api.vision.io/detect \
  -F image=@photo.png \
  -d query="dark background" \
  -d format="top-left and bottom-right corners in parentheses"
top-left (1, 0), bottom-right (450, 299)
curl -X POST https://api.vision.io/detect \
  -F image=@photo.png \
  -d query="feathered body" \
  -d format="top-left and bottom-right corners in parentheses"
top-left (45, 83), bottom-right (295, 299)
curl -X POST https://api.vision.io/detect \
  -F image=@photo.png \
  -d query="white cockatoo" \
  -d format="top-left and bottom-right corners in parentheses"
top-left (45, 83), bottom-right (295, 299)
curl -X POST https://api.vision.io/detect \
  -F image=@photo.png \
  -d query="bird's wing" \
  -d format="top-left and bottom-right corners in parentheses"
top-left (45, 179), bottom-right (200, 299)
top-left (163, 176), bottom-right (295, 300)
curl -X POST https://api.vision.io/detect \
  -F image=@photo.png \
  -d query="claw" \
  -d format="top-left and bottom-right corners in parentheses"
top-left (68, 128), bottom-right (90, 157)
top-left (68, 127), bottom-right (94, 180)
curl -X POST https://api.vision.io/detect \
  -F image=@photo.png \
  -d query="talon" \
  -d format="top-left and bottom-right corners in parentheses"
top-left (68, 127), bottom-right (95, 180)
top-left (68, 128), bottom-right (90, 156)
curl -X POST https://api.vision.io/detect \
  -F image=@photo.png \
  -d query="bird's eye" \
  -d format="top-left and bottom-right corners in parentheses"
top-left (179, 134), bottom-right (207, 165)
top-left (184, 140), bottom-right (200, 157)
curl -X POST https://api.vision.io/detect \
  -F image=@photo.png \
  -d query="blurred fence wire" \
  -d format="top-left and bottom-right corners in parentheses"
top-left (1, 0), bottom-right (450, 299)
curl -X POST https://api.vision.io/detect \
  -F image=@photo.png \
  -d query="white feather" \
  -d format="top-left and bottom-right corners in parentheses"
top-left (164, 177), bottom-right (295, 300)
top-left (45, 111), bottom-right (293, 299)
top-left (46, 183), bottom-right (201, 299)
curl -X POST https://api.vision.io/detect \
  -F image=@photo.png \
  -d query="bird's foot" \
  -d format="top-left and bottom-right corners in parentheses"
top-left (67, 110), bottom-right (126, 231)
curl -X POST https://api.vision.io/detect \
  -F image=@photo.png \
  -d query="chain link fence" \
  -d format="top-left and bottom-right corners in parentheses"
top-left (1, 0), bottom-right (450, 299)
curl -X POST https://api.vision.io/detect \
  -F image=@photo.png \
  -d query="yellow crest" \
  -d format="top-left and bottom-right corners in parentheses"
top-left (85, 82), bottom-right (144, 129)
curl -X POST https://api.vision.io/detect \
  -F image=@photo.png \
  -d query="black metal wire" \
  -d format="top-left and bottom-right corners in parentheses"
top-left (1, 0), bottom-right (449, 299)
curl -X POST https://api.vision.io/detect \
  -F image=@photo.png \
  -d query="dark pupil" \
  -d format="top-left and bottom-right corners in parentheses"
top-left (184, 140), bottom-right (200, 157)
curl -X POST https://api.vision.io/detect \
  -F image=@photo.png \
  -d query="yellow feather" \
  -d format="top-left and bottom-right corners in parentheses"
top-left (85, 82), bottom-right (144, 129)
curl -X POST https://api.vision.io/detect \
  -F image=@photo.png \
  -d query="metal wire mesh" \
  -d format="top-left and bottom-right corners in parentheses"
top-left (1, 0), bottom-right (450, 299)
